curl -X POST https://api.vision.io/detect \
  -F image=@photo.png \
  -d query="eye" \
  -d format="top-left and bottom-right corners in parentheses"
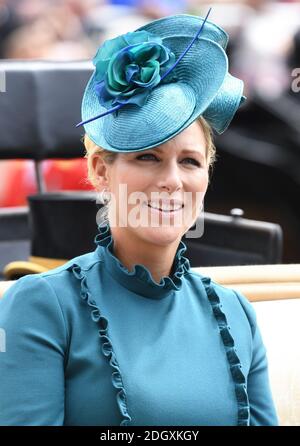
top-left (182, 158), bottom-right (201, 167)
top-left (136, 154), bottom-right (201, 167)
top-left (136, 154), bottom-right (158, 161)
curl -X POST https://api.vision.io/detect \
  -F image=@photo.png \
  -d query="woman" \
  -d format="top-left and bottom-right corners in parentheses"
top-left (0, 12), bottom-right (278, 426)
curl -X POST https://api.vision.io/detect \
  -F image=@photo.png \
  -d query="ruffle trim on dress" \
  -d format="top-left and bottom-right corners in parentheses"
top-left (201, 276), bottom-right (250, 426)
top-left (67, 263), bottom-right (132, 426)
top-left (94, 223), bottom-right (191, 295)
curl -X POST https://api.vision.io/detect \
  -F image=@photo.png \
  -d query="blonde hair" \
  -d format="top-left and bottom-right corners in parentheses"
top-left (83, 116), bottom-right (216, 190)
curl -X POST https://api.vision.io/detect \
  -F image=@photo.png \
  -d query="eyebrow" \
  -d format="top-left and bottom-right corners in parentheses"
top-left (153, 147), bottom-right (206, 160)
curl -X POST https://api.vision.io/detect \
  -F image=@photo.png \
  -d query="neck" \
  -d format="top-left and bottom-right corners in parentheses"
top-left (110, 227), bottom-right (180, 284)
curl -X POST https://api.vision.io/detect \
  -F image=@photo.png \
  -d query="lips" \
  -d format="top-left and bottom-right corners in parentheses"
top-left (147, 200), bottom-right (184, 212)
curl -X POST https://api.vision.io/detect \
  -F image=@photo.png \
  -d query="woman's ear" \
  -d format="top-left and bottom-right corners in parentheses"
top-left (91, 154), bottom-right (110, 191)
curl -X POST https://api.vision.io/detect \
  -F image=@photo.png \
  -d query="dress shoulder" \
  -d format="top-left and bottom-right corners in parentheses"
top-left (189, 270), bottom-right (257, 335)
top-left (0, 273), bottom-right (68, 349)
top-left (211, 280), bottom-right (257, 334)
top-left (0, 274), bottom-right (68, 425)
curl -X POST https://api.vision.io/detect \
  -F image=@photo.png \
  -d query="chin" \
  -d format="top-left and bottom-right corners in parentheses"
top-left (135, 225), bottom-right (185, 247)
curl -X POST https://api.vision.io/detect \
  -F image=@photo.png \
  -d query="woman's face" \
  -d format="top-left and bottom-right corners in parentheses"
top-left (102, 120), bottom-right (209, 246)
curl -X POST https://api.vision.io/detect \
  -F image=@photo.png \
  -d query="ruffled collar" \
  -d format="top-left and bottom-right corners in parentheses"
top-left (94, 223), bottom-right (190, 299)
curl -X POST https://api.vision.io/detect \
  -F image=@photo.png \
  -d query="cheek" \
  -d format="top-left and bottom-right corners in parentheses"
top-left (187, 171), bottom-right (208, 209)
top-left (190, 170), bottom-right (209, 193)
top-left (110, 164), bottom-right (151, 203)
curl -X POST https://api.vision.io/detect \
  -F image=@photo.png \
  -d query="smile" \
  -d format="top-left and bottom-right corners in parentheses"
top-left (146, 202), bottom-right (184, 213)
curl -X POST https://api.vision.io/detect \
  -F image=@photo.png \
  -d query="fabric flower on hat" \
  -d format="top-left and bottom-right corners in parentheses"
top-left (92, 30), bottom-right (177, 109)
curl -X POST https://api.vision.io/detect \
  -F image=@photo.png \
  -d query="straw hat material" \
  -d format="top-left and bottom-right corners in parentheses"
top-left (78, 12), bottom-right (246, 152)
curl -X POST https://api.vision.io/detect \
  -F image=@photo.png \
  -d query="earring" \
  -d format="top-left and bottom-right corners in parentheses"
top-left (96, 187), bottom-right (111, 228)
top-left (100, 187), bottom-right (111, 205)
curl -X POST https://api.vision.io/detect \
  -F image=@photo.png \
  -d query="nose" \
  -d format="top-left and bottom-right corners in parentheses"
top-left (156, 159), bottom-right (183, 193)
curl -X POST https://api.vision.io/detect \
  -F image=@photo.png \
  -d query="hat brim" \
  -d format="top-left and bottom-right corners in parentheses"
top-left (203, 73), bottom-right (245, 133)
top-left (82, 36), bottom-right (228, 152)
top-left (135, 13), bottom-right (229, 51)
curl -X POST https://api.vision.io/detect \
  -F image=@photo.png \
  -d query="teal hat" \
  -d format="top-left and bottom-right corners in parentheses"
top-left (78, 10), bottom-right (246, 152)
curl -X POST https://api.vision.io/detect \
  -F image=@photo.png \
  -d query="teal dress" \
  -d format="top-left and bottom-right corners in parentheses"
top-left (0, 224), bottom-right (278, 426)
